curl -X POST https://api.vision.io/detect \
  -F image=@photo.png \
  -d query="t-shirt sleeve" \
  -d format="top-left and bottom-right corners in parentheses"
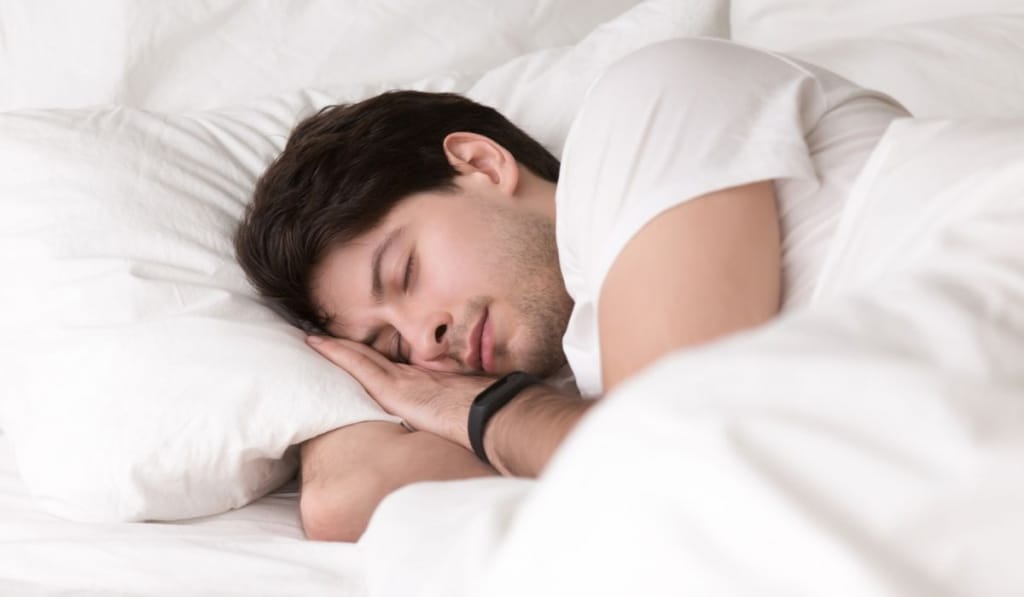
top-left (555, 37), bottom-right (827, 304)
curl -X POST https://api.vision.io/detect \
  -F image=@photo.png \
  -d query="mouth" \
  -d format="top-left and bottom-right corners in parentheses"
top-left (480, 308), bottom-right (494, 374)
top-left (464, 307), bottom-right (490, 374)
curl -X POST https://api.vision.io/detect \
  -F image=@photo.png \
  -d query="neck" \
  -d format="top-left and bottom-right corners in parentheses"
top-left (517, 167), bottom-right (558, 224)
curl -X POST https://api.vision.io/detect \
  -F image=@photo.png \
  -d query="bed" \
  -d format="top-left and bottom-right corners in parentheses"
top-left (2, 1), bottom-right (1024, 595)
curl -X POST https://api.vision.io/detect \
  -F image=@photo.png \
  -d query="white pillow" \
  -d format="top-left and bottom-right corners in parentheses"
top-left (730, 0), bottom-right (1024, 120)
top-left (0, 0), bottom-right (644, 111)
top-left (730, 0), bottom-right (1024, 51)
top-left (0, 89), bottom-right (413, 522)
top-left (787, 15), bottom-right (1024, 119)
top-left (468, 0), bottom-right (729, 155)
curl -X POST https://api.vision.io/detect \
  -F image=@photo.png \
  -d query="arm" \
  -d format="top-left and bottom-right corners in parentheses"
top-left (598, 179), bottom-right (781, 392)
top-left (299, 420), bottom-right (496, 542)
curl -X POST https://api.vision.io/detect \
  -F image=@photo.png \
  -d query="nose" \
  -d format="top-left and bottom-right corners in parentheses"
top-left (405, 311), bottom-right (452, 364)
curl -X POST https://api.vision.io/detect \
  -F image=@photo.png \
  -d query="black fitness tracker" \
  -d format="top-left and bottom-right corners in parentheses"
top-left (467, 371), bottom-right (541, 466)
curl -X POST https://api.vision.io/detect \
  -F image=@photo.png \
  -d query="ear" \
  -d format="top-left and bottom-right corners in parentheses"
top-left (442, 132), bottom-right (519, 196)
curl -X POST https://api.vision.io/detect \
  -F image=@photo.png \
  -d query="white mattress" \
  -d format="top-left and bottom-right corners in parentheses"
top-left (0, 431), bottom-right (368, 595)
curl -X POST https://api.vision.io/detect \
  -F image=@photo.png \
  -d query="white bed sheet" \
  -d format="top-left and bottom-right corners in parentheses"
top-left (0, 431), bottom-right (366, 596)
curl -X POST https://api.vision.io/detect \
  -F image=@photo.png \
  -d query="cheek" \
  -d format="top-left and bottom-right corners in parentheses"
top-left (420, 233), bottom-right (495, 296)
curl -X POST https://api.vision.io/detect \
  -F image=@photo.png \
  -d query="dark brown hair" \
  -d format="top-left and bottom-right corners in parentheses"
top-left (233, 90), bottom-right (560, 333)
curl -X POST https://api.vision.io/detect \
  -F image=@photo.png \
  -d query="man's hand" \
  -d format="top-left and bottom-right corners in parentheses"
top-left (306, 335), bottom-right (494, 451)
top-left (306, 336), bottom-right (591, 478)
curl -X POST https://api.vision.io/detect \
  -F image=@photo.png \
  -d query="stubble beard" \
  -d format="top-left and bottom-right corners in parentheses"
top-left (484, 204), bottom-right (573, 379)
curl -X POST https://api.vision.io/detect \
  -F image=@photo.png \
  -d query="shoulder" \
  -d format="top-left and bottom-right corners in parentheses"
top-left (589, 37), bottom-right (818, 98)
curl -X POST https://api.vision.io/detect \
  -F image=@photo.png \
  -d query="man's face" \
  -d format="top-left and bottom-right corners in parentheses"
top-left (311, 183), bottom-right (572, 378)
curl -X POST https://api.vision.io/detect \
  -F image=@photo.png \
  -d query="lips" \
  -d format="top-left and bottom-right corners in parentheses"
top-left (479, 309), bottom-right (493, 374)
top-left (464, 309), bottom-right (486, 372)
top-left (464, 307), bottom-right (490, 374)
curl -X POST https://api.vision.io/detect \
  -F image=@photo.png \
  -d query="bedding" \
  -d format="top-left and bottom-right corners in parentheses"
top-left (729, 0), bottom-right (1024, 50)
top-left (786, 15), bottom-right (1024, 119)
top-left (0, 0), bottom-right (645, 112)
top-left (2, 0), bottom-right (1022, 595)
top-left (729, 1), bottom-right (1024, 118)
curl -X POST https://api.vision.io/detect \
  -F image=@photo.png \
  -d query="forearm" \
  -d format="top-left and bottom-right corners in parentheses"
top-left (482, 386), bottom-right (594, 477)
top-left (385, 429), bottom-right (498, 484)
top-left (300, 422), bottom-right (496, 542)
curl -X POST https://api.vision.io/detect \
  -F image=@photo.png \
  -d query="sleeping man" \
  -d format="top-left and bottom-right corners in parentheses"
top-left (233, 37), bottom-right (910, 542)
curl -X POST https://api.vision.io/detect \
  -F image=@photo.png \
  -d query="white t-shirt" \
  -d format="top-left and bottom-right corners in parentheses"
top-left (555, 37), bottom-right (911, 397)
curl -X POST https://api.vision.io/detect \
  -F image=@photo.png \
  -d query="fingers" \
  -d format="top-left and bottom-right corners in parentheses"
top-left (306, 335), bottom-right (390, 378)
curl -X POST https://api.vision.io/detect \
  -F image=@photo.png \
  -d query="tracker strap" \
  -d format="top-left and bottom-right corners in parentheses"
top-left (467, 371), bottom-right (541, 466)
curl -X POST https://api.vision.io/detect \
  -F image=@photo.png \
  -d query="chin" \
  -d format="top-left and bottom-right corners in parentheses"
top-left (501, 328), bottom-right (567, 378)
top-left (513, 351), bottom-right (567, 380)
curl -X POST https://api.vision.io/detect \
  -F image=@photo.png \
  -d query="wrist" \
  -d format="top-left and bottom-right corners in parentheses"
top-left (467, 372), bottom-right (542, 464)
top-left (448, 376), bottom-right (496, 452)
top-left (483, 386), bottom-right (591, 478)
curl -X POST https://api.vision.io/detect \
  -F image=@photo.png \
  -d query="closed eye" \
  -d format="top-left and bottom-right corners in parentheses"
top-left (403, 250), bottom-right (415, 293)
